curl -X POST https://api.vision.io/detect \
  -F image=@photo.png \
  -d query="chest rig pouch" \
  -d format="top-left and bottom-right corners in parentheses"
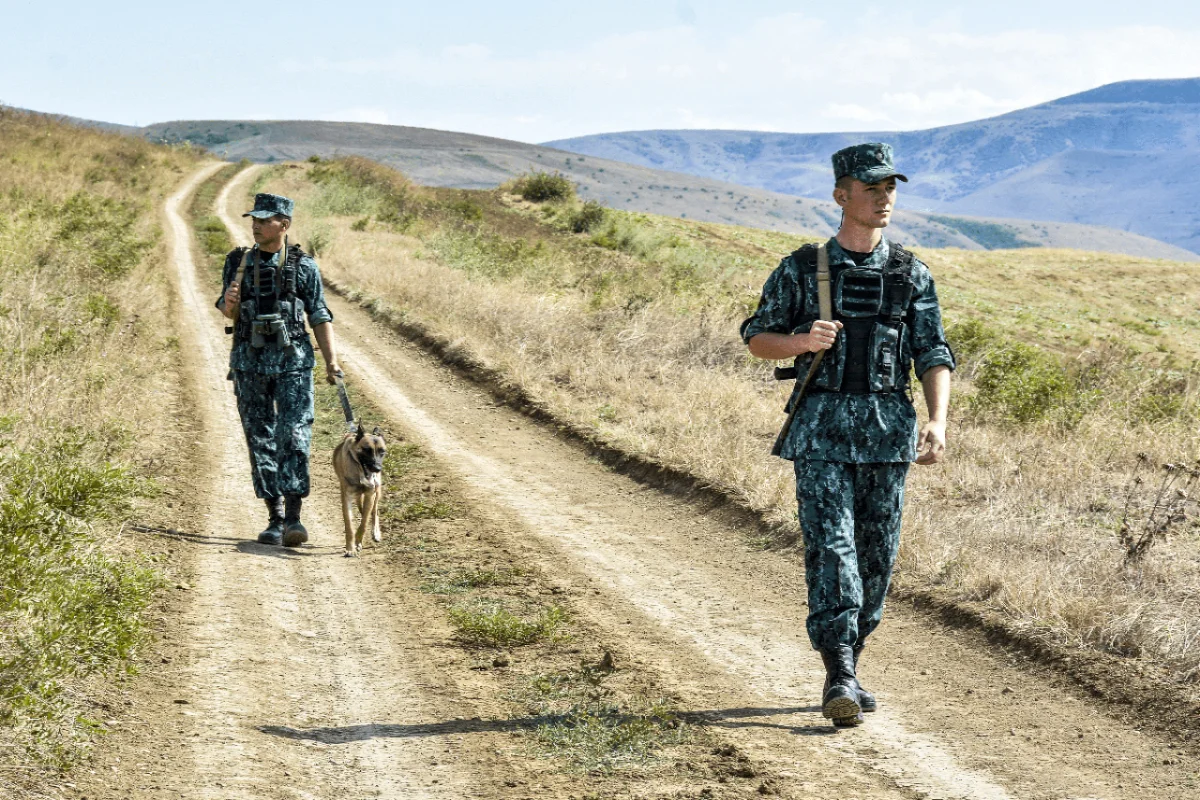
top-left (788, 242), bottom-right (915, 394)
top-left (231, 242), bottom-right (309, 349)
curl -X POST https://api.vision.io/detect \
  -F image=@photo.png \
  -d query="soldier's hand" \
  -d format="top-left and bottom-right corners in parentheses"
top-left (224, 283), bottom-right (241, 308)
top-left (915, 420), bottom-right (947, 465)
top-left (802, 320), bottom-right (843, 353)
top-left (326, 363), bottom-right (343, 385)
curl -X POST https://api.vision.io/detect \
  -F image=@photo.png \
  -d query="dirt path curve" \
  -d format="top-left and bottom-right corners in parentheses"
top-left (217, 165), bottom-right (1198, 799)
top-left (72, 163), bottom-right (516, 800)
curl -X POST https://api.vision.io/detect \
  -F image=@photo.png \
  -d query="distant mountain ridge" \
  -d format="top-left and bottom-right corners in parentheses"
top-left (9, 102), bottom-right (1192, 261)
top-left (544, 78), bottom-right (1200, 254)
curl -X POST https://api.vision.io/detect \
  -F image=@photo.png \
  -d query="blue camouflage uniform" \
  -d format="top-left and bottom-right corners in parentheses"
top-left (741, 234), bottom-right (954, 652)
top-left (216, 202), bottom-right (333, 501)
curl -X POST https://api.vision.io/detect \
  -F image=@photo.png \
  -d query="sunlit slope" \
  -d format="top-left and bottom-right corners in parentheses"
top-left (124, 117), bottom-right (1196, 261)
top-left (526, 203), bottom-right (1200, 363)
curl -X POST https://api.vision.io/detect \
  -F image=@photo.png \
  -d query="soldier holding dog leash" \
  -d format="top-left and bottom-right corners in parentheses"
top-left (218, 192), bottom-right (342, 547)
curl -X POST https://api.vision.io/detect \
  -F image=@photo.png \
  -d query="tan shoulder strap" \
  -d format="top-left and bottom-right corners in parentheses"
top-left (801, 243), bottom-right (833, 383)
top-left (232, 248), bottom-right (252, 289)
top-left (816, 242), bottom-right (832, 321)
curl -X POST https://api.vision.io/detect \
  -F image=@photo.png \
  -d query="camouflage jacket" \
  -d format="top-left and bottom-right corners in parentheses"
top-left (741, 235), bottom-right (955, 463)
top-left (216, 246), bottom-right (334, 376)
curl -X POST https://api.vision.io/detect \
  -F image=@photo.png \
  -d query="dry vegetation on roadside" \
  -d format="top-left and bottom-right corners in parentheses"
top-left (247, 157), bottom-right (1200, 701)
top-left (0, 109), bottom-right (202, 787)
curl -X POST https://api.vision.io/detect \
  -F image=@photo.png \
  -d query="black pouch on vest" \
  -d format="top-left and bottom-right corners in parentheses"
top-left (869, 323), bottom-right (903, 392)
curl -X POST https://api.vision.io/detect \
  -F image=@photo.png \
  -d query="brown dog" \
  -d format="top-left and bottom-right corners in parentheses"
top-left (332, 424), bottom-right (387, 557)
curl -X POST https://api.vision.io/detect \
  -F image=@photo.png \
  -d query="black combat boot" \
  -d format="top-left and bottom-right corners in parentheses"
top-left (819, 645), bottom-right (864, 727)
top-left (853, 645), bottom-right (877, 712)
top-left (282, 495), bottom-right (309, 547)
top-left (257, 497), bottom-right (285, 545)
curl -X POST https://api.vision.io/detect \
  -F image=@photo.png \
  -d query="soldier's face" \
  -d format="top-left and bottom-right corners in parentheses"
top-left (252, 215), bottom-right (290, 250)
top-left (835, 178), bottom-right (896, 230)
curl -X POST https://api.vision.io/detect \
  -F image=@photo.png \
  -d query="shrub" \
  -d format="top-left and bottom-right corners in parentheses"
top-left (514, 171), bottom-right (575, 203)
top-left (569, 201), bottom-right (606, 233)
top-left (446, 198), bottom-right (484, 222)
top-left (306, 224), bottom-right (332, 256)
top-left (968, 342), bottom-right (1093, 425)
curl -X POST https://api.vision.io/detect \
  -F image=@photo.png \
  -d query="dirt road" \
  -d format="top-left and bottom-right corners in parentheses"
top-left (60, 164), bottom-right (1198, 799)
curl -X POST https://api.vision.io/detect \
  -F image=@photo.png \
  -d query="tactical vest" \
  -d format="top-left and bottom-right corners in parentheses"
top-left (232, 244), bottom-right (310, 345)
top-left (790, 241), bottom-right (915, 394)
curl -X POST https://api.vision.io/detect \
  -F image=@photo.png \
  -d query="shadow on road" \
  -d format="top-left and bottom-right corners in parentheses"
top-left (259, 705), bottom-right (836, 744)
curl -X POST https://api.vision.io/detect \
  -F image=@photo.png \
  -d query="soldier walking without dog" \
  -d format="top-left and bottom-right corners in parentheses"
top-left (741, 144), bottom-right (954, 727)
top-left (218, 192), bottom-right (342, 547)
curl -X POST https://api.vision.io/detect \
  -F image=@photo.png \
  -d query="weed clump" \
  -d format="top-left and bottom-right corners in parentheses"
top-left (514, 171), bottom-right (575, 203)
top-left (522, 662), bottom-right (692, 772)
top-left (448, 601), bottom-right (568, 647)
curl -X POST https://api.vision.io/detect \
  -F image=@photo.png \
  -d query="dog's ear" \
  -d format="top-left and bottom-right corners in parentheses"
top-left (372, 426), bottom-right (383, 437)
top-left (355, 423), bottom-right (365, 442)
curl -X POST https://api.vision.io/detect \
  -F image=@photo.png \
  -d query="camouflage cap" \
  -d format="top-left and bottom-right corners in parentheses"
top-left (243, 192), bottom-right (295, 219)
top-left (831, 143), bottom-right (908, 184)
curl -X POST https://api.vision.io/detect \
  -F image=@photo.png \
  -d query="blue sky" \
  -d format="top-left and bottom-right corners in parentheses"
top-left (3, 2), bottom-right (1199, 141)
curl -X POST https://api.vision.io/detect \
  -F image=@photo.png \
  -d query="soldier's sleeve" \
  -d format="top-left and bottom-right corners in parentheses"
top-left (299, 256), bottom-right (334, 327)
top-left (215, 250), bottom-right (240, 311)
top-left (740, 256), bottom-right (804, 344)
top-left (907, 258), bottom-right (956, 378)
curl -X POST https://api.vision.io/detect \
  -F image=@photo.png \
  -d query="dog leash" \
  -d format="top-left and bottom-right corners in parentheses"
top-left (334, 373), bottom-right (357, 434)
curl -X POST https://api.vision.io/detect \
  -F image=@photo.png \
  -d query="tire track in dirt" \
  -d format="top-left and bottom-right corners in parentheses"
top-left (220, 164), bottom-right (1200, 800)
top-left (102, 163), bottom-right (499, 799)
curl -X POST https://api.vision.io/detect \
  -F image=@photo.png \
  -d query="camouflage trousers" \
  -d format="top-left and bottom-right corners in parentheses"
top-left (794, 460), bottom-right (909, 651)
top-left (232, 370), bottom-right (314, 500)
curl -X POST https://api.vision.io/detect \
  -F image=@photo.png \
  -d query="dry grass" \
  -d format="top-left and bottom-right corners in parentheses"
top-left (0, 108), bottom-right (202, 783)
top-left (250, 159), bottom-right (1200, 694)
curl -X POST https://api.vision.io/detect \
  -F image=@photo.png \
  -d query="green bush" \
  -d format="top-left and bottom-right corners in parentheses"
top-left (515, 171), bottom-right (575, 203)
top-left (968, 342), bottom-right (1095, 425)
top-left (569, 201), bottom-right (606, 233)
top-left (447, 198), bottom-right (484, 222)
top-left (946, 317), bottom-right (1000, 363)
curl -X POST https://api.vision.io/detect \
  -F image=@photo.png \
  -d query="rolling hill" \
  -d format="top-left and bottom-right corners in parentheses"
top-left (14, 106), bottom-right (1193, 260)
top-left (545, 78), bottom-right (1200, 255)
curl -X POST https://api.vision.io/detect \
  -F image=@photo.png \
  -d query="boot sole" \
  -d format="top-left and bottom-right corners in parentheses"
top-left (822, 694), bottom-right (862, 721)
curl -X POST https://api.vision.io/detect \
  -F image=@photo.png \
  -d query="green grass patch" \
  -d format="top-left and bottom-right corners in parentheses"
top-left (448, 600), bottom-right (569, 647)
top-left (420, 567), bottom-right (525, 595)
top-left (520, 663), bottom-right (693, 773)
top-left (0, 440), bottom-right (158, 767)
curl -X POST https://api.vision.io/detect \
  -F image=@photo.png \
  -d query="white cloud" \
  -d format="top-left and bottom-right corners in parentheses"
top-left (287, 15), bottom-right (1200, 141)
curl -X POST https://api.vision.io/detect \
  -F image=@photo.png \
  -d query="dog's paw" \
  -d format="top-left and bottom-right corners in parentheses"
top-left (343, 550), bottom-right (356, 558)
top-left (372, 531), bottom-right (381, 543)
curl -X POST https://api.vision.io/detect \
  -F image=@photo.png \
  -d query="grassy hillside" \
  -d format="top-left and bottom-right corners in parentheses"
top-left (127, 117), bottom-right (1196, 261)
top-left (546, 78), bottom-right (1200, 255)
top-left (247, 157), bottom-right (1200, 697)
top-left (0, 109), bottom-right (201, 788)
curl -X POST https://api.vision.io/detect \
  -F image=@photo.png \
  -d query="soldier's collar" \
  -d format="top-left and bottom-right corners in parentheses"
top-left (254, 246), bottom-right (283, 264)
top-left (827, 235), bottom-right (889, 268)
